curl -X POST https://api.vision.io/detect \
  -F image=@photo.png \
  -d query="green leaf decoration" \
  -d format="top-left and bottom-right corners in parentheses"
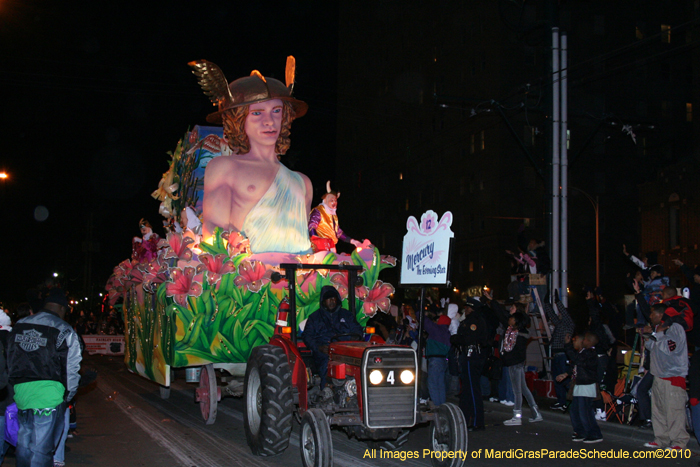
top-left (211, 333), bottom-right (245, 361)
top-left (322, 252), bottom-right (337, 264)
top-left (198, 227), bottom-right (227, 255)
top-left (181, 314), bottom-right (205, 348)
top-left (233, 320), bottom-right (243, 343)
top-left (243, 319), bottom-right (274, 340)
top-left (231, 253), bottom-right (251, 268)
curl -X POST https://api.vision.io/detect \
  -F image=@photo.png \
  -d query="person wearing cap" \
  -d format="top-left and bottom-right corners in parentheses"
top-left (190, 58), bottom-right (312, 255)
top-left (642, 303), bottom-right (689, 450)
top-left (7, 289), bottom-right (82, 467)
top-left (308, 181), bottom-right (365, 253)
top-left (450, 298), bottom-right (488, 431)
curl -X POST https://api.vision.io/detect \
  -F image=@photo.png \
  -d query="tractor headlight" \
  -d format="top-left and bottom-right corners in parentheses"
top-left (369, 370), bottom-right (383, 385)
top-left (400, 370), bottom-right (414, 384)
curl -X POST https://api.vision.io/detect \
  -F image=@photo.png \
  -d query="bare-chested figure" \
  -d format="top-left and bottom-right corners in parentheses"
top-left (190, 59), bottom-right (312, 254)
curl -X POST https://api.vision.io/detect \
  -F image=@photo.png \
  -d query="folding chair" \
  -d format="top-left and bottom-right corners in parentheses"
top-left (601, 389), bottom-right (625, 424)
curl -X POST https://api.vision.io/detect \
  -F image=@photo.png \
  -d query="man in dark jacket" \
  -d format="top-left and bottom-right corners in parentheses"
top-left (302, 285), bottom-right (364, 388)
top-left (450, 298), bottom-right (488, 430)
top-left (8, 289), bottom-right (82, 467)
top-left (420, 308), bottom-right (451, 406)
top-left (565, 333), bottom-right (603, 443)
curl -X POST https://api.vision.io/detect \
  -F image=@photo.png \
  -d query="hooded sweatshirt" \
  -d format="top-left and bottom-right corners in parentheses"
top-left (302, 285), bottom-right (364, 353)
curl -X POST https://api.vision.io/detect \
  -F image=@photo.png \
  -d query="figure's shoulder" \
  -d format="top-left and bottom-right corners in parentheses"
top-left (204, 155), bottom-right (246, 185)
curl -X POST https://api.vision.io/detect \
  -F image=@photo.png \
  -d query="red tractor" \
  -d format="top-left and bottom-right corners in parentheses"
top-left (243, 263), bottom-right (467, 467)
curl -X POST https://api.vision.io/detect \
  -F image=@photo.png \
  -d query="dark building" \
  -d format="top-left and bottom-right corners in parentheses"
top-left (638, 160), bottom-right (700, 289)
top-left (336, 1), bottom-right (699, 303)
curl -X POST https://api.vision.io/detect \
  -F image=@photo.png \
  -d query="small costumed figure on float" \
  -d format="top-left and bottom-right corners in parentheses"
top-left (308, 181), bottom-right (369, 253)
top-left (189, 57), bottom-right (312, 254)
top-left (132, 218), bottom-right (160, 263)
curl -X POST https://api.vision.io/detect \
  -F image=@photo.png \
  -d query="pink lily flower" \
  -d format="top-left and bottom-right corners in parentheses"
top-left (122, 266), bottom-right (145, 288)
top-left (162, 232), bottom-right (194, 262)
top-left (199, 253), bottom-right (236, 287)
top-left (362, 280), bottom-right (395, 317)
top-left (330, 272), bottom-right (369, 301)
top-left (166, 266), bottom-right (203, 306)
top-left (224, 231), bottom-right (250, 257)
top-left (108, 286), bottom-right (125, 306)
top-left (234, 260), bottom-right (269, 293)
top-left (142, 261), bottom-right (169, 293)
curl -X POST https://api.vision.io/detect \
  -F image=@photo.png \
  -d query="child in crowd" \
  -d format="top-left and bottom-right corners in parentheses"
top-left (497, 310), bottom-right (542, 425)
top-left (565, 332), bottom-right (604, 443)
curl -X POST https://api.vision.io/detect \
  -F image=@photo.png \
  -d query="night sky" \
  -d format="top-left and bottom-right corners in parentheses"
top-left (0, 1), bottom-right (339, 304)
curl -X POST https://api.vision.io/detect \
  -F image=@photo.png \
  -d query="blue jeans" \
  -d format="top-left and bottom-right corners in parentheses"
top-left (498, 366), bottom-right (514, 402)
top-left (427, 357), bottom-right (448, 406)
top-left (636, 372), bottom-right (654, 421)
top-left (53, 407), bottom-right (70, 464)
top-left (0, 415), bottom-right (10, 462)
top-left (570, 396), bottom-right (602, 439)
top-left (552, 352), bottom-right (571, 405)
top-left (507, 364), bottom-right (537, 413)
top-left (17, 403), bottom-right (66, 467)
top-left (313, 350), bottom-right (330, 388)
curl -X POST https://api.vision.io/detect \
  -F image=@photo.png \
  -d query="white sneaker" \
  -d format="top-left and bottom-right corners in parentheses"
top-left (489, 397), bottom-right (499, 402)
top-left (503, 415), bottom-right (522, 426)
top-left (595, 409), bottom-right (607, 421)
top-left (503, 400), bottom-right (515, 406)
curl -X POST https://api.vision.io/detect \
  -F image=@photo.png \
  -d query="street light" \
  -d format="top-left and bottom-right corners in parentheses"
top-left (0, 172), bottom-right (7, 180)
top-left (570, 187), bottom-right (599, 287)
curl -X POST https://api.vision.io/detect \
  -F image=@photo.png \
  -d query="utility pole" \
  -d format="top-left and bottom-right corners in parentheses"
top-left (560, 33), bottom-right (569, 306)
top-left (551, 28), bottom-right (561, 304)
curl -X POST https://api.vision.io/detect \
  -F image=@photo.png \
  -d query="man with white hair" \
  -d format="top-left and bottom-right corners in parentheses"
top-left (308, 181), bottom-right (365, 253)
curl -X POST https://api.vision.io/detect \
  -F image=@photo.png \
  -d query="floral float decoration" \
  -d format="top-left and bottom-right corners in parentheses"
top-left (107, 226), bottom-right (396, 384)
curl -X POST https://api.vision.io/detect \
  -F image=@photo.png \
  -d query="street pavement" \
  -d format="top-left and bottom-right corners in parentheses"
top-left (0, 354), bottom-right (697, 467)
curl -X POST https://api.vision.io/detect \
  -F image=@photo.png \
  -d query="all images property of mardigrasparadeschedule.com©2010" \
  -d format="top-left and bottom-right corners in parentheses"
top-left (362, 448), bottom-right (693, 461)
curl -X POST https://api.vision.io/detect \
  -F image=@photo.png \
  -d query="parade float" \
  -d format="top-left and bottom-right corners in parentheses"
top-left (105, 58), bottom-right (468, 467)
top-left (104, 58), bottom-right (397, 402)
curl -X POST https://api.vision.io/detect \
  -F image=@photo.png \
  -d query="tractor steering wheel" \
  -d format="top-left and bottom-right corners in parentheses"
top-left (330, 332), bottom-right (363, 343)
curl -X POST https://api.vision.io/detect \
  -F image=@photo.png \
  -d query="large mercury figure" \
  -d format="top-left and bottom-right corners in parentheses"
top-left (190, 57), bottom-right (312, 254)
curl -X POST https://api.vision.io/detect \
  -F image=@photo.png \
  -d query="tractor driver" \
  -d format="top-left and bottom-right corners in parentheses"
top-left (302, 285), bottom-right (364, 391)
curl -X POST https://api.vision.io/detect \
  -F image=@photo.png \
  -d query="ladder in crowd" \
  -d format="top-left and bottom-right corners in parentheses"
top-left (525, 276), bottom-right (553, 380)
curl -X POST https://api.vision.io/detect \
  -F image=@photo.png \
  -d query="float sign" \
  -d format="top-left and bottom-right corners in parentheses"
top-left (400, 210), bottom-right (454, 287)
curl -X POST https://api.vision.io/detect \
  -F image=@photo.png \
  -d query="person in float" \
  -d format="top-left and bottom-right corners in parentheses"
top-left (189, 57), bottom-right (312, 254)
top-left (132, 218), bottom-right (160, 263)
top-left (308, 181), bottom-right (365, 253)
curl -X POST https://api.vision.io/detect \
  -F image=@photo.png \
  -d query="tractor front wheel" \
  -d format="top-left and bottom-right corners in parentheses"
top-left (429, 403), bottom-right (468, 467)
top-left (299, 408), bottom-right (333, 467)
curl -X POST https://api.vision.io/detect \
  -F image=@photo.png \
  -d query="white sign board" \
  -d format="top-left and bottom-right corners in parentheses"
top-left (400, 210), bottom-right (454, 286)
top-left (83, 335), bottom-right (125, 355)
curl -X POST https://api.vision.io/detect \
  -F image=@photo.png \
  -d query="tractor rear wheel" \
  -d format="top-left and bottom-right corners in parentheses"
top-left (244, 345), bottom-right (294, 456)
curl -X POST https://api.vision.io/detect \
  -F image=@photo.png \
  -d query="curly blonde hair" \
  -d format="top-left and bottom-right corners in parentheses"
top-left (221, 100), bottom-right (296, 155)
